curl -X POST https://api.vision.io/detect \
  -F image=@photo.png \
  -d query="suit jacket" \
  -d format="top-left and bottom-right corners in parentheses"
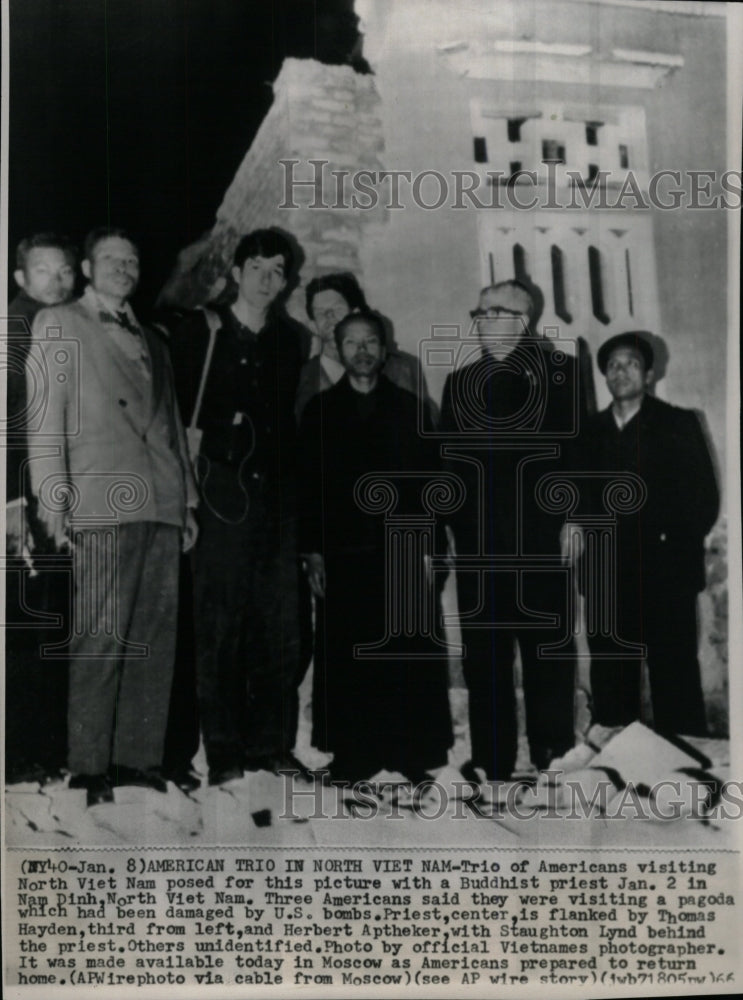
top-left (27, 288), bottom-right (197, 527)
top-left (581, 394), bottom-right (719, 594)
top-left (439, 340), bottom-right (584, 556)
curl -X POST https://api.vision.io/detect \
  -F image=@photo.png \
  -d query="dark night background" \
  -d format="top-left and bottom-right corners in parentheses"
top-left (8, 0), bottom-right (366, 309)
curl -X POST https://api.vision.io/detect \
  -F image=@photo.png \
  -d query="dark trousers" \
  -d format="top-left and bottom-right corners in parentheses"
top-left (588, 585), bottom-right (707, 737)
top-left (5, 562), bottom-right (69, 779)
top-left (457, 571), bottom-right (575, 779)
top-left (67, 522), bottom-right (179, 775)
top-left (193, 468), bottom-right (301, 771)
top-left (162, 555), bottom-right (201, 774)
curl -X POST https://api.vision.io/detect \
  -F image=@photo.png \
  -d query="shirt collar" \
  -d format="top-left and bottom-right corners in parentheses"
top-left (83, 284), bottom-right (140, 329)
top-left (319, 353), bottom-right (345, 384)
top-left (611, 396), bottom-right (645, 430)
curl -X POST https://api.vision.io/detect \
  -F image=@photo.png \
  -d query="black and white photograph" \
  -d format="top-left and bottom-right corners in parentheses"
top-left (2, 0), bottom-right (742, 997)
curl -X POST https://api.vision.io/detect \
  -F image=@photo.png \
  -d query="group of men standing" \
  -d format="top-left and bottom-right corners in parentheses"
top-left (6, 226), bottom-right (720, 806)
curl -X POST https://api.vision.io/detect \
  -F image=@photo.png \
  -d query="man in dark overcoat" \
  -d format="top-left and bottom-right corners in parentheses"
top-left (6, 233), bottom-right (76, 783)
top-left (582, 331), bottom-right (719, 737)
top-left (298, 312), bottom-right (453, 783)
top-left (440, 280), bottom-right (584, 782)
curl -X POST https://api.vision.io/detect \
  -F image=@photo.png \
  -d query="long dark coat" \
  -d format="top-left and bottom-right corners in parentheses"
top-left (298, 375), bottom-right (452, 775)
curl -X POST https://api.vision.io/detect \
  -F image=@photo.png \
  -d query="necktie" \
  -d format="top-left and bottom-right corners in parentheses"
top-left (115, 311), bottom-right (140, 335)
top-left (99, 309), bottom-right (140, 335)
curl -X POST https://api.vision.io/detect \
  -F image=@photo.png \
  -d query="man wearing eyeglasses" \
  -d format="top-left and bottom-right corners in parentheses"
top-left (581, 332), bottom-right (719, 737)
top-left (440, 280), bottom-right (583, 784)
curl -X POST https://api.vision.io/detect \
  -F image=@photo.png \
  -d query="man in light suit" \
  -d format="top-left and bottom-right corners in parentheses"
top-left (27, 227), bottom-right (198, 806)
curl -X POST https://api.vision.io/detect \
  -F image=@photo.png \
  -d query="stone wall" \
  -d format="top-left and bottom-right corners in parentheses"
top-left (158, 57), bottom-right (385, 319)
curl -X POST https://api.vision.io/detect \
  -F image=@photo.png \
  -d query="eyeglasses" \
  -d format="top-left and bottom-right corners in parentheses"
top-left (469, 306), bottom-right (525, 319)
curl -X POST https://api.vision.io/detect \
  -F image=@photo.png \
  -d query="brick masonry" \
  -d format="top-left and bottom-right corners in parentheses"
top-left (158, 58), bottom-right (386, 319)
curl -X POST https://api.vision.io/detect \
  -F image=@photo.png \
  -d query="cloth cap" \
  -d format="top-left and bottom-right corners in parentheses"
top-left (597, 331), bottom-right (654, 374)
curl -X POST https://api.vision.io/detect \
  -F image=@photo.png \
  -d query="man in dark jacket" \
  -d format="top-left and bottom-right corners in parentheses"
top-left (298, 311), bottom-right (452, 783)
top-left (169, 229), bottom-right (309, 786)
top-left (6, 233), bottom-right (76, 784)
top-left (582, 331), bottom-right (719, 737)
top-left (439, 280), bottom-right (584, 782)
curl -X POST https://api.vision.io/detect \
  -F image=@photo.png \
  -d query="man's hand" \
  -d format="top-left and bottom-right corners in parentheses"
top-left (35, 506), bottom-right (70, 551)
top-left (560, 522), bottom-right (584, 565)
top-left (302, 553), bottom-right (326, 599)
top-left (6, 500), bottom-right (30, 557)
top-left (182, 508), bottom-right (199, 553)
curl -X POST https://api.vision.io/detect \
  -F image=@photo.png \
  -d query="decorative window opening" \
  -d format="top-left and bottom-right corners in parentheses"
top-left (507, 117), bottom-right (527, 142)
top-left (625, 248), bottom-right (634, 316)
top-left (588, 246), bottom-right (610, 325)
top-left (513, 244), bottom-right (529, 283)
top-left (585, 121), bottom-right (602, 146)
top-left (509, 160), bottom-right (523, 180)
top-left (474, 137), bottom-right (488, 163)
top-left (542, 139), bottom-right (566, 163)
top-left (619, 144), bottom-right (630, 168)
top-left (587, 163), bottom-right (599, 182)
top-left (550, 245), bottom-right (573, 324)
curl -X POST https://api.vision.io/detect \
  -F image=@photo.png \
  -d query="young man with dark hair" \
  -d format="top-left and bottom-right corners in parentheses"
top-left (6, 233), bottom-right (77, 784)
top-left (169, 228), bottom-right (310, 786)
top-left (26, 227), bottom-right (198, 806)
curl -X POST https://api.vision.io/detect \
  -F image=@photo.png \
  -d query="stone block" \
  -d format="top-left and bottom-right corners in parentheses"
top-left (321, 227), bottom-right (361, 244)
top-left (312, 97), bottom-right (352, 112)
top-left (316, 252), bottom-right (359, 269)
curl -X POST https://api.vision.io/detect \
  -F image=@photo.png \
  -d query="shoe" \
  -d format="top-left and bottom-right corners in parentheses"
top-left (41, 766), bottom-right (67, 786)
top-left (401, 767), bottom-right (434, 787)
top-left (252, 752), bottom-right (314, 782)
top-left (459, 759), bottom-right (485, 785)
top-left (69, 773), bottom-right (114, 807)
top-left (163, 767), bottom-right (201, 793)
top-left (109, 765), bottom-right (168, 793)
top-left (460, 758), bottom-right (515, 783)
top-left (6, 762), bottom-right (47, 785)
top-left (208, 764), bottom-right (244, 786)
top-left (322, 758), bottom-right (371, 786)
top-left (531, 745), bottom-right (572, 772)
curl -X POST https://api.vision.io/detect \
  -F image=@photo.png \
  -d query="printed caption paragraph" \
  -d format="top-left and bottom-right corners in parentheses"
top-left (5, 849), bottom-right (741, 995)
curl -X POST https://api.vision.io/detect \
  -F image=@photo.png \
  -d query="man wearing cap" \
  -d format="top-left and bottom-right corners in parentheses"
top-left (583, 331), bottom-right (719, 737)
